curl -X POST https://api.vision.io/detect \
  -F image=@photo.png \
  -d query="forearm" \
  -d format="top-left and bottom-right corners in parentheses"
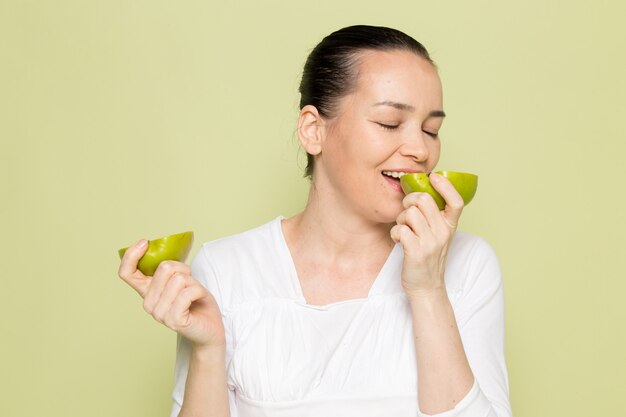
top-left (408, 288), bottom-right (474, 415)
top-left (178, 345), bottom-right (230, 417)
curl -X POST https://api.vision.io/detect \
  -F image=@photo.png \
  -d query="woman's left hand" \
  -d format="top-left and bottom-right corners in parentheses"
top-left (390, 172), bottom-right (465, 297)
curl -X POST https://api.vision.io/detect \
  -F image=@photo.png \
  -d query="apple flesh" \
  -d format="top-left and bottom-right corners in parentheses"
top-left (400, 171), bottom-right (478, 210)
top-left (118, 231), bottom-right (194, 276)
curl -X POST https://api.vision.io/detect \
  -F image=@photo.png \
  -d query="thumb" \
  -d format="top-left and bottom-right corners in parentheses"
top-left (430, 173), bottom-right (463, 228)
top-left (118, 239), bottom-right (150, 297)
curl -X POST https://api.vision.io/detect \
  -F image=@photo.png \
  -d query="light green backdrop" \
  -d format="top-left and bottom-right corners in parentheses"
top-left (1, 1), bottom-right (625, 416)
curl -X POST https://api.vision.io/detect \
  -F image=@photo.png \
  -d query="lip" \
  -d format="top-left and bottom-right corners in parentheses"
top-left (380, 169), bottom-right (415, 195)
top-left (381, 168), bottom-right (427, 174)
top-left (381, 169), bottom-right (430, 194)
top-left (382, 174), bottom-right (404, 193)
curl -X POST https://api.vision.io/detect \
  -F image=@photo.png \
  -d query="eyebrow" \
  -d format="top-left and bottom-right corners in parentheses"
top-left (374, 101), bottom-right (446, 118)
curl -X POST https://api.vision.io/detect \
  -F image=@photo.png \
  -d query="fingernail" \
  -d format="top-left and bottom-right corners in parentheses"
top-left (137, 239), bottom-right (148, 248)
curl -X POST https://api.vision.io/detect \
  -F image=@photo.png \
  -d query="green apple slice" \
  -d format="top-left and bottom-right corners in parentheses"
top-left (118, 231), bottom-right (194, 276)
top-left (400, 171), bottom-right (478, 210)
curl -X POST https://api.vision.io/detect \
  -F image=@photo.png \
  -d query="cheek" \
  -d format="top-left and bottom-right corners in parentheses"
top-left (428, 141), bottom-right (442, 167)
top-left (328, 123), bottom-right (378, 167)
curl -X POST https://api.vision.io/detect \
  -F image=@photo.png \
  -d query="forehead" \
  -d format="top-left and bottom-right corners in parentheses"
top-left (351, 49), bottom-right (442, 107)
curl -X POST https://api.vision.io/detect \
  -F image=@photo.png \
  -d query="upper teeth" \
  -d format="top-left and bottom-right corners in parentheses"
top-left (382, 171), bottom-right (409, 178)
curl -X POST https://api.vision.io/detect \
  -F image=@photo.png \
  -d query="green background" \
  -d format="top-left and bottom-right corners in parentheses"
top-left (2, 1), bottom-right (625, 416)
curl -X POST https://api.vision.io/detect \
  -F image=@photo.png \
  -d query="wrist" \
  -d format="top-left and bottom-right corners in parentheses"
top-left (190, 343), bottom-right (226, 363)
top-left (405, 286), bottom-right (450, 310)
top-left (404, 285), bottom-right (447, 301)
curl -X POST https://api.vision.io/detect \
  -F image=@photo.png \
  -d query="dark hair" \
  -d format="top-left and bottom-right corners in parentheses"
top-left (298, 25), bottom-right (434, 178)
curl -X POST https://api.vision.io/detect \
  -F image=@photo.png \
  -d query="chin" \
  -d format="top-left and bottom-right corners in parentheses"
top-left (371, 203), bottom-right (404, 225)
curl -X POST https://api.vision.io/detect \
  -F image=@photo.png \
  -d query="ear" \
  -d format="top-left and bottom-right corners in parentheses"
top-left (297, 105), bottom-right (325, 156)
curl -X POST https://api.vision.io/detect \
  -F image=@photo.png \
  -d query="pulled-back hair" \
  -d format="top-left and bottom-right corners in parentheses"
top-left (299, 25), bottom-right (434, 178)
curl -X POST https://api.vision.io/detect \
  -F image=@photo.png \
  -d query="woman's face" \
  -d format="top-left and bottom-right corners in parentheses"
top-left (316, 49), bottom-right (445, 224)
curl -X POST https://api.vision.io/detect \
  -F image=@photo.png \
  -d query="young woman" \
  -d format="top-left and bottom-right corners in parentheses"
top-left (119, 25), bottom-right (511, 417)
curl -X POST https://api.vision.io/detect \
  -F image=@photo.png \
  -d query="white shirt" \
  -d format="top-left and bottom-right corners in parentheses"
top-left (170, 216), bottom-right (512, 417)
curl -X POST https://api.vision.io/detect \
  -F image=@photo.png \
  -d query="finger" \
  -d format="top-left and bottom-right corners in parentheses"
top-left (390, 224), bottom-right (401, 243)
top-left (151, 272), bottom-right (187, 324)
top-left (144, 261), bottom-right (192, 314)
top-left (429, 173), bottom-right (464, 228)
top-left (390, 224), bottom-right (421, 254)
top-left (402, 191), bottom-right (453, 241)
top-left (169, 281), bottom-right (210, 330)
top-left (402, 191), bottom-right (437, 210)
top-left (118, 239), bottom-right (150, 296)
top-left (397, 205), bottom-right (432, 240)
top-left (401, 192), bottom-right (441, 229)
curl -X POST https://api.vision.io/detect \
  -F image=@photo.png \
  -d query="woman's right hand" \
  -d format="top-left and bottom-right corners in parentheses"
top-left (118, 239), bottom-right (225, 349)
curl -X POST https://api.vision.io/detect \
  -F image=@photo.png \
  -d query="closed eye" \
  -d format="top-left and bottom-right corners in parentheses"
top-left (376, 122), bottom-right (400, 131)
top-left (423, 130), bottom-right (439, 138)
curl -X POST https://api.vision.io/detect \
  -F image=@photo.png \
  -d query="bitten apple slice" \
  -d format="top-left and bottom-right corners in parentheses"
top-left (400, 171), bottom-right (478, 210)
top-left (118, 231), bottom-right (194, 276)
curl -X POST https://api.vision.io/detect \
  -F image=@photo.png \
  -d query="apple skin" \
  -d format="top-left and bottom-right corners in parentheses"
top-left (400, 171), bottom-right (478, 210)
top-left (118, 231), bottom-right (194, 276)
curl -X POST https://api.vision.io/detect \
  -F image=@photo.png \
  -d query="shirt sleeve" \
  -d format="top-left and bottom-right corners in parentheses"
top-left (169, 245), bottom-right (237, 417)
top-left (417, 379), bottom-right (498, 417)
top-left (418, 237), bottom-right (512, 417)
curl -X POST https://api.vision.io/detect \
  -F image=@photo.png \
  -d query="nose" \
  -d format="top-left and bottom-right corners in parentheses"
top-left (399, 132), bottom-right (430, 162)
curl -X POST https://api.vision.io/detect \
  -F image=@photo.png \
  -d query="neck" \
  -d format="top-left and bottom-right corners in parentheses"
top-left (283, 179), bottom-right (395, 261)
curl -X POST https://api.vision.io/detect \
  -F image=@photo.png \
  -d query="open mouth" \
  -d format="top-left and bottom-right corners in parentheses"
top-left (382, 171), bottom-right (410, 180)
top-left (381, 171), bottom-right (410, 192)
top-left (382, 171), bottom-right (432, 193)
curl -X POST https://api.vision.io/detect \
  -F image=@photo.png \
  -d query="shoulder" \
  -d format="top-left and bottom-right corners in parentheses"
top-left (197, 216), bottom-right (281, 261)
top-left (189, 216), bottom-right (290, 309)
top-left (448, 231), bottom-right (498, 262)
top-left (445, 231), bottom-right (502, 293)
